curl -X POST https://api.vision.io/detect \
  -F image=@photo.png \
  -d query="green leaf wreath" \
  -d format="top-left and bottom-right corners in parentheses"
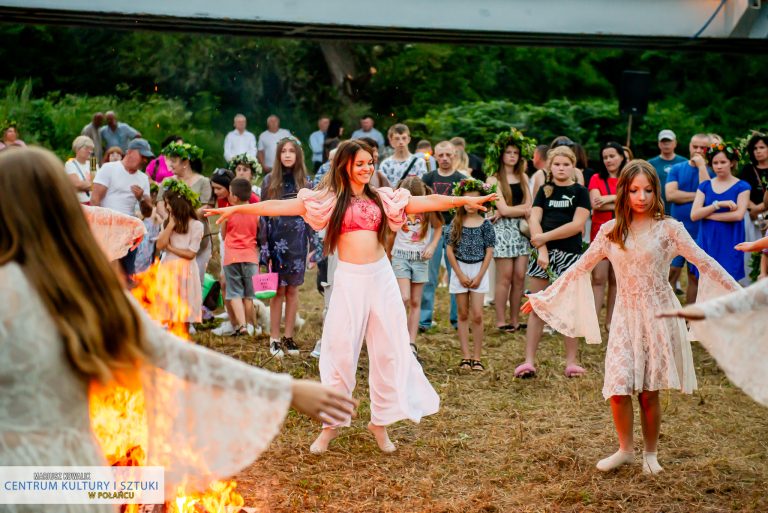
top-left (227, 153), bottom-right (263, 175)
top-left (161, 141), bottom-right (204, 161)
top-left (161, 178), bottom-right (202, 209)
top-left (483, 127), bottom-right (537, 177)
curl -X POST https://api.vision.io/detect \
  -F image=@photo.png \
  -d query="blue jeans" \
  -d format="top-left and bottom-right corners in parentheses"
top-left (419, 231), bottom-right (457, 328)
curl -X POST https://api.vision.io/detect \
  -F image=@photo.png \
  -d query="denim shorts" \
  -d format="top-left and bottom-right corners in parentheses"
top-left (391, 256), bottom-right (429, 283)
top-left (224, 262), bottom-right (257, 300)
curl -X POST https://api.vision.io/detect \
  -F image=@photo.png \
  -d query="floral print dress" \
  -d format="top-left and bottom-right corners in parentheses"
top-left (259, 172), bottom-right (312, 286)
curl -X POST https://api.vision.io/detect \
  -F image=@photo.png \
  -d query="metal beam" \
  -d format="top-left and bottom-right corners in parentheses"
top-left (0, 0), bottom-right (766, 52)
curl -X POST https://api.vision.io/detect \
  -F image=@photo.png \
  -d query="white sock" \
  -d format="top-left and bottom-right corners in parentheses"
top-left (596, 449), bottom-right (634, 472)
top-left (642, 451), bottom-right (663, 474)
top-left (309, 428), bottom-right (338, 454)
top-left (367, 422), bottom-right (396, 453)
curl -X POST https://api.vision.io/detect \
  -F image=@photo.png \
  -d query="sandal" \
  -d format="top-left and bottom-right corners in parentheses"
top-left (470, 360), bottom-right (485, 371)
top-left (459, 359), bottom-right (472, 370)
top-left (514, 362), bottom-right (536, 379)
top-left (564, 364), bottom-right (587, 378)
top-left (497, 324), bottom-right (515, 332)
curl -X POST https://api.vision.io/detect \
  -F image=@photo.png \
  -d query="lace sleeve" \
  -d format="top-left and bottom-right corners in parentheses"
top-left (527, 221), bottom-right (612, 344)
top-left (669, 219), bottom-right (741, 303)
top-left (376, 187), bottom-right (411, 231)
top-left (133, 298), bottom-right (292, 494)
top-left (83, 205), bottom-right (146, 261)
top-left (297, 187), bottom-right (337, 230)
top-left (690, 279), bottom-right (768, 406)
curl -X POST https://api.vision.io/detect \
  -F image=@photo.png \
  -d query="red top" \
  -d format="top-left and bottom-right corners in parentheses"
top-left (588, 174), bottom-right (618, 242)
top-left (217, 192), bottom-right (260, 209)
top-left (223, 212), bottom-right (259, 266)
top-left (341, 196), bottom-right (382, 233)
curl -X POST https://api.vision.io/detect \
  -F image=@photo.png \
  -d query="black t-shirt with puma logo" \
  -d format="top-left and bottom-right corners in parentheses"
top-left (533, 183), bottom-right (591, 253)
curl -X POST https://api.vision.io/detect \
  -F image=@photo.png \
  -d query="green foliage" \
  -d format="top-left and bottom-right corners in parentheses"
top-left (0, 81), bottom-right (224, 172)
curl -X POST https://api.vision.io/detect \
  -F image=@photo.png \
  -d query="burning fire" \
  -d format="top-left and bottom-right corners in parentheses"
top-left (89, 260), bottom-right (247, 512)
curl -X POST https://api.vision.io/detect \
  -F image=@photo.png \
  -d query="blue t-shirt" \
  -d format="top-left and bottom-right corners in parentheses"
top-left (666, 161), bottom-right (715, 238)
top-left (647, 154), bottom-right (687, 210)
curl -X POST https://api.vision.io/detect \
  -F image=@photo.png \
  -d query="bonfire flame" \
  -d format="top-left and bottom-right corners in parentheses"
top-left (89, 260), bottom-right (246, 512)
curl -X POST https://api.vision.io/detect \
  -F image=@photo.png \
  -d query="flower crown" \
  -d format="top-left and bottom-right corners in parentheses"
top-left (161, 142), bottom-right (204, 161)
top-left (484, 128), bottom-right (537, 176)
top-left (2, 119), bottom-right (17, 131)
top-left (227, 153), bottom-right (263, 175)
top-left (161, 178), bottom-right (202, 209)
top-left (451, 178), bottom-right (497, 211)
top-left (706, 142), bottom-right (740, 164)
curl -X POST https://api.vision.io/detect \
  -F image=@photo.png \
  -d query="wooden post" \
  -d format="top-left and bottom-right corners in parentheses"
top-left (626, 113), bottom-right (633, 148)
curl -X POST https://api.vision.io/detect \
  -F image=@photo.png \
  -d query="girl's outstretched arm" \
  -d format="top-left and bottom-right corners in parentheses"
top-left (405, 193), bottom-right (497, 215)
top-left (205, 197), bottom-right (306, 224)
top-left (736, 236), bottom-right (768, 252)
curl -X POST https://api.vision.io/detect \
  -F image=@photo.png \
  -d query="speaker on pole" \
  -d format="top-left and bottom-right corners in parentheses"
top-left (619, 70), bottom-right (650, 116)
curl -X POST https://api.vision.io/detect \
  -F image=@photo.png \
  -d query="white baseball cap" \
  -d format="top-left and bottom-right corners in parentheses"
top-left (657, 129), bottom-right (676, 142)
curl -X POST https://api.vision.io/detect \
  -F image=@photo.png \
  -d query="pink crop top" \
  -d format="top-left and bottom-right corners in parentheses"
top-left (341, 196), bottom-right (382, 233)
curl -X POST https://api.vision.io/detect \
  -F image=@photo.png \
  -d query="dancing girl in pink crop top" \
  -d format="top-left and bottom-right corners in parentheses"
top-left (206, 139), bottom-right (495, 456)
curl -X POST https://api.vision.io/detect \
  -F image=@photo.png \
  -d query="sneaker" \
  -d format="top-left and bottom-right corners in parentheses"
top-left (188, 325), bottom-right (197, 336)
top-left (410, 343), bottom-right (418, 356)
top-left (201, 306), bottom-right (214, 321)
top-left (281, 336), bottom-right (300, 356)
top-left (212, 321), bottom-right (235, 336)
top-left (310, 340), bottom-right (322, 359)
top-left (214, 311), bottom-right (230, 320)
top-left (543, 324), bottom-right (555, 335)
top-left (269, 339), bottom-right (285, 358)
top-left (246, 324), bottom-right (255, 336)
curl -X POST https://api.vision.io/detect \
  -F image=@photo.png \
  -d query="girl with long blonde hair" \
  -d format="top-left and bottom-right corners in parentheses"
top-left (0, 147), bottom-right (355, 507)
top-left (522, 159), bottom-right (740, 474)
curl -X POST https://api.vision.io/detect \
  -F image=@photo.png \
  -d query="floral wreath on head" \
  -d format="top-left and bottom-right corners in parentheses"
top-left (161, 141), bottom-right (204, 161)
top-left (227, 153), bottom-right (263, 175)
top-left (450, 178), bottom-right (496, 213)
top-left (483, 127), bottom-right (537, 177)
top-left (706, 141), bottom-right (740, 165)
top-left (161, 178), bottom-right (202, 209)
top-left (2, 119), bottom-right (18, 132)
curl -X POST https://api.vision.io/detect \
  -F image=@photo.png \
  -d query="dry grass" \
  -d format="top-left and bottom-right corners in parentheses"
top-left (195, 270), bottom-right (768, 512)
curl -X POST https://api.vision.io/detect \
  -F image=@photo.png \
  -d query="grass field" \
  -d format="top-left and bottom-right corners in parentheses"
top-left (195, 269), bottom-right (768, 513)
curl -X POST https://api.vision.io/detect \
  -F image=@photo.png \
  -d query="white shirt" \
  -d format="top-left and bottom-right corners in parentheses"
top-left (309, 130), bottom-right (325, 163)
top-left (223, 129), bottom-right (257, 162)
top-left (257, 128), bottom-right (292, 169)
top-left (93, 161), bottom-right (150, 216)
top-left (64, 158), bottom-right (93, 204)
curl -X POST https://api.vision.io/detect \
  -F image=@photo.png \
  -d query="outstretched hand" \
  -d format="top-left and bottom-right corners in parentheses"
top-left (290, 380), bottom-right (358, 424)
top-left (466, 193), bottom-right (498, 212)
top-left (520, 297), bottom-right (533, 314)
top-left (203, 207), bottom-right (235, 224)
top-left (735, 240), bottom-right (760, 253)
top-left (656, 306), bottom-right (706, 321)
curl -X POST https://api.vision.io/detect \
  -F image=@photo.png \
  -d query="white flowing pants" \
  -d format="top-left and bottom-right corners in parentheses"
top-left (320, 256), bottom-right (440, 428)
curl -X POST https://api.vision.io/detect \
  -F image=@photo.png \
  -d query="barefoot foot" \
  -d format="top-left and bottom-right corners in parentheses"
top-left (309, 428), bottom-right (338, 454)
top-left (367, 422), bottom-right (396, 453)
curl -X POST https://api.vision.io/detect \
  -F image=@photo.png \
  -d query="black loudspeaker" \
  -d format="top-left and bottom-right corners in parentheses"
top-left (619, 70), bottom-right (650, 116)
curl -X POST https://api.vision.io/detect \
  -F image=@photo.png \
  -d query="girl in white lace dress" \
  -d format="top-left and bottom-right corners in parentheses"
top-left (207, 140), bottom-right (496, 455)
top-left (522, 160), bottom-right (740, 475)
top-left (0, 147), bottom-right (355, 513)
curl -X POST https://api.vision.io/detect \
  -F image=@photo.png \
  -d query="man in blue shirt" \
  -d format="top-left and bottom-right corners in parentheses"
top-left (351, 115), bottom-right (385, 153)
top-left (99, 111), bottom-right (141, 152)
top-left (309, 116), bottom-right (329, 172)
top-left (665, 133), bottom-right (713, 304)
top-left (647, 129), bottom-right (687, 212)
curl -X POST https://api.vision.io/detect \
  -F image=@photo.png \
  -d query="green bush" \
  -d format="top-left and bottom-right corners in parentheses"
top-left (0, 81), bottom-right (225, 172)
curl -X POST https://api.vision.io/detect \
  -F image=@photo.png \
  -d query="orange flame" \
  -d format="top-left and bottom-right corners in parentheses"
top-left (89, 260), bottom-right (245, 512)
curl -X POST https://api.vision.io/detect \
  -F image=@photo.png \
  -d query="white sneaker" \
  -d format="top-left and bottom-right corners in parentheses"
top-left (310, 340), bottom-right (321, 359)
top-left (246, 324), bottom-right (255, 336)
top-left (269, 339), bottom-right (285, 358)
top-left (214, 311), bottom-right (230, 320)
top-left (543, 324), bottom-right (555, 335)
top-left (212, 321), bottom-right (235, 336)
top-left (188, 325), bottom-right (197, 336)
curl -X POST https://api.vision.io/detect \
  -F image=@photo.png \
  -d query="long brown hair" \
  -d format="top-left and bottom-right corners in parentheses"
top-left (0, 147), bottom-right (148, 382)
top-left (607, 159), bottom-right (665, 250)
top-left (495, 143), bottom-right (530, 206)
top-left (449, 192), bottom-right (479, 248)
top-left (320, 140), bottom-right (387, 254)
top-left (165, 190), bottom-right (198, 234)
top-left (398, 176), bottom-right (442, 240)
top-left (266, 138), bottom-right (309, 200)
